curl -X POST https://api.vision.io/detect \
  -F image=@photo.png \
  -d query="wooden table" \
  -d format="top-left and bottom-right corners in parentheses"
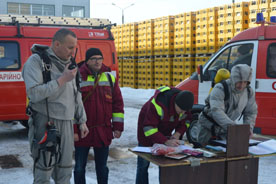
top-left (131, 151), bottom-right (261, 184)
top-left (131, 125), bottom-right (275, 184)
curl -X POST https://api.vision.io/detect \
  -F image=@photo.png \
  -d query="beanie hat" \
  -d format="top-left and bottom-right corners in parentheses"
top-left (85, 48), bottom-right (103, 62)
top-left (175, 90), bottom-right (194, 111)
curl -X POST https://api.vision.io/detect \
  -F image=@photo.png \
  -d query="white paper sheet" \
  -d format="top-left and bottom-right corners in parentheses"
top-left (131, 146), bottom-right (152, 153)
top-left (249, 139), bottom-right (276, 155)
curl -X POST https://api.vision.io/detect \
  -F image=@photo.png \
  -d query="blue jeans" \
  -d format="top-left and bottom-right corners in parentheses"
top-left (74, 146), bottom-right (109, 184)
top-left (135, 155), bottom-right (150, 184)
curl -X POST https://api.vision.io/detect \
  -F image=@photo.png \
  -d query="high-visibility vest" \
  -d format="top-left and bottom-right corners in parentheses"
top-left (80, 72), bottom-right (124, 123)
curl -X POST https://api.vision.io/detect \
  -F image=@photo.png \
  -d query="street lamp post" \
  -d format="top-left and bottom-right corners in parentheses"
top-left (112, 3), bottom-right (135, 24)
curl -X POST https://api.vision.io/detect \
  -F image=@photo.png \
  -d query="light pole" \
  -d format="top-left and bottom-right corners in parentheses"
top-left (112, 3), bottom-right (135, 24)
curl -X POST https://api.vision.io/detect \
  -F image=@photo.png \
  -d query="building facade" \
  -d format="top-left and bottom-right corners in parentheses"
top-left (0, 0), bottom-right (90, 18)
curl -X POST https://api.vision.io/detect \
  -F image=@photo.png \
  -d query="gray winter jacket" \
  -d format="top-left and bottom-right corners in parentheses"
top-left (22, 44), bottom-right (87, 123)
top-left (197, 64), bottom-right (258, 142)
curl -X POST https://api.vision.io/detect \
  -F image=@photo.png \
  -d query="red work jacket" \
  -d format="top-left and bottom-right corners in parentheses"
top-left (74, 63), bottom-right (124, 147)
top-left (137, 86), bottom-right (192, 147)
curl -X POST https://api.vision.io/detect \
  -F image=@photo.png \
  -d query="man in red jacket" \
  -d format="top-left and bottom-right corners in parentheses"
top-left (73, 48), bottom-right (124, 184)
top-left (135, 86), bottom-right (194, 184)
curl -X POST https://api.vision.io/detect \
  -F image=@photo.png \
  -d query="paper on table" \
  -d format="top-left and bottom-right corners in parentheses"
top-left (131, 146), bottom-right (152, 153)
top-left (179, 145), bottom-right (194, 151)
top-left (131, 144), bottom-right (194, 154)
top-left (212, 139), bottom-right (261, 146)
top-left (249, 139), bottom-right (276, 155)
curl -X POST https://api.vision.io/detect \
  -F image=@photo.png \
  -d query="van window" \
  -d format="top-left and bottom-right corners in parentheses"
top-left (0, 42), bottom-right (20, 70)
top-left (267, 44), bottom-right (276, 77)
top-left (204, 43), bottom-right (253, 81)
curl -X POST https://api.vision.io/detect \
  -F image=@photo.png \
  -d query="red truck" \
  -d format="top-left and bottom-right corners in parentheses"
top-left (0, 15), bottom-right (118, 127)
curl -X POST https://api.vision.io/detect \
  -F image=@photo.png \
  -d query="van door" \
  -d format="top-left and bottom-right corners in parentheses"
top-left (0, 41), bottom-right (25, 120)
top-left (198, 41), bottom-right (258, 104)
top-left (254, 41), bottom-right (276, 134)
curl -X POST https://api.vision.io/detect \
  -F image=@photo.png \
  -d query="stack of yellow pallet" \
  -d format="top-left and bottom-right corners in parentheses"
top-left (111, 0), bottom-right (276, 89)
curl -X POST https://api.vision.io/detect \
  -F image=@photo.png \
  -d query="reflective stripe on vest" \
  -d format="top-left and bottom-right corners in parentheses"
top-left (144, 126), bottom-right (158, 137)
top-left (157, 86), bottom-right (170, 92)
top-left (151, 98), bottom-right (164, 120)
top-left (150, 86), bottom-right (171, 120)
top-left (80, 72), bottom-right (115, 88)
top-left (112, 112), bottom-right (124, 123)
top-left (152, 86), bottom-right (184, 121)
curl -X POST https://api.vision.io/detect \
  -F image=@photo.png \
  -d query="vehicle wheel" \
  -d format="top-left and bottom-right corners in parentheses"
top-left (20, 120), bottom-right (29, 128)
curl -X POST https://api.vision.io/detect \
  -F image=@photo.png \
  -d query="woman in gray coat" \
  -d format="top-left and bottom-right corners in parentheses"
top-left (189, 64), bottom-right (258, 146)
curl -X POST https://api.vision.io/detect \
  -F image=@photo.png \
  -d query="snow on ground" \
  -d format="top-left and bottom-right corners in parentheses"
top-left (0, 87), bottom-right (275, 184)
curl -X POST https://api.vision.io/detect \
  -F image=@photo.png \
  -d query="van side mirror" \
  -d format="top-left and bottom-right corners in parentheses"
top-left (197, 65), bottom-right (203, 83)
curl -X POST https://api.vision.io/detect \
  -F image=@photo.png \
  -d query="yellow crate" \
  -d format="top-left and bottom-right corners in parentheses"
top-left (226, 4), bottom-right (234, 14)
top-left (225, 23), bottom-right (234, 30)
top-left (208, 7), bottom-right (218, 17)
top-left (162, 46), bottom-right (174, 56)
top-left (185, 12), bottom-right (196, 23)
top-left (225, 30), bottom-right (234, 38)
top-left (218, 5), bottom-right (226, 15)
top-left (174, 44), bottom-right (185, 55)
top-left (259, 1), bottom-right (269, 9)
top-left (184, 62), bottom-right (195, 75)
top-left (235, 12), bottom-right (249, 21)
top-left (200, 8), bottom-right (209, 18)
top-left (262, 10), bottom-right (270, 21)
top-left (234, 21), bottom-right (248, 29)
top-left (195, 57), bottom-right (203, 67)
top-left (235, 2), bottom-right (249, 12)
top-left (175, 13), bottom-right (186, 28)
top-left (226, 13), bottom-right (234, 21)
top-left (250, 0), bottom-right (259, 11)
top-left (209, 36), bottom-right (218, 44)
top-left (218, 24), bottom-right (225, 33)
top-left (271, 2), bottom-right (276, 15)
top-left (248, 22), bottom-right (258, 28)
top-left (163, 15), bottom-right (175, 25)
top-left (249, 8), bottom-right (258, 20)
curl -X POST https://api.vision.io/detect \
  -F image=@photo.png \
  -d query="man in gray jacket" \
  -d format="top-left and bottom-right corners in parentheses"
top-left (189, 64), bottom-right (258, 146)
top-left (22, 28), bottom-right (89, 184)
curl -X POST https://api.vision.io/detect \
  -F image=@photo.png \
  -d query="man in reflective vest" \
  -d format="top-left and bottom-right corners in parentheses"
top-left (73, 48), bottom-right (124, 184)
top-left (135, 86), bottom-right (194, 184)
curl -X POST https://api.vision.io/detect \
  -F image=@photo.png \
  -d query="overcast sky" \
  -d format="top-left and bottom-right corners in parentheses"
top-left (90, 0), bottom-right (247, 25)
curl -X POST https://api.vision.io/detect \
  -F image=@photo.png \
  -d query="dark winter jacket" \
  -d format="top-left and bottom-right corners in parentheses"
top-left (74, 63), bottom-right (124, 147)
top-left (137, 86), bottom-right (192, 147)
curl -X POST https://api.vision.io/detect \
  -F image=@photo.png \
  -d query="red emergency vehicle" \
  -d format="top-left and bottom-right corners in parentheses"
top-left (0, 15), bottom-right (118, 127)
top-left (177, 16), bottom-right (276, 135)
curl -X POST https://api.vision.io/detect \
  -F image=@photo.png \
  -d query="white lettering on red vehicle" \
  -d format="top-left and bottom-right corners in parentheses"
top-left (94, 32), bottom-right (105, 37)
top-left (0, 72), bottom-right (23, 82)
top-left (256, 79), bottom-right (276, 93)
top-left (88, 32), bottom-right (94, 37)
top-left (273, 81), bottom-right (276, 91)
top-left (88, 32), bottom-right (105, 37)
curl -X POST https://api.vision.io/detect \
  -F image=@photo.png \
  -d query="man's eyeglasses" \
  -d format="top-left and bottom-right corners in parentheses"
top-left (89, 57), bottom-right (103, 62)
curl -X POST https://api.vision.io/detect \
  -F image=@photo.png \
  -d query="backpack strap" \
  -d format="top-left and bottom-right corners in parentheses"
top-left (220, 80), bottom-right (229, 101)
top-left (41, 52), bottom-right (52, 84)
top-left (106, 72), bottom-right (114, 93)
top-left (33, 49), bottom-right (52, 84)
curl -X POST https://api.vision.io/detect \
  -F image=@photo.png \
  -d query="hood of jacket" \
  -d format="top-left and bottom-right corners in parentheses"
top-left (31, 44), bottom-right (71, 72)
top-left (230, 64), bottom-right (252, 93)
